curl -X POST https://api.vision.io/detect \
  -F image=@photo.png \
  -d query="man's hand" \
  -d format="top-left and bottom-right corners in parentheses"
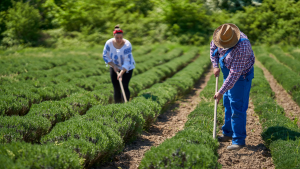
top-left (214, 68), bottom-right (220, 77)
top-left (214, 92), bottom-right (223, 104)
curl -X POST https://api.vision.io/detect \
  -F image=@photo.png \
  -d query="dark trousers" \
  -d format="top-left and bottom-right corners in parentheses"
top-left (109, 67), bottom-right (133, 103)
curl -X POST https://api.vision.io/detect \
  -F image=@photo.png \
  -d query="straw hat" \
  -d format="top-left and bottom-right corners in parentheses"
top-left (213, 23), bottom-right (240, 49)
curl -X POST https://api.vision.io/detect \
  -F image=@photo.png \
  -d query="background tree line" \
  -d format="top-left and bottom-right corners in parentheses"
top-left (0, 0), bottom-right (299, 49)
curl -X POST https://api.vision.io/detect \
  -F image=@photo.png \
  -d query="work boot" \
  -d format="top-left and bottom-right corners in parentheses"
top-left (217, 135), bottom-right (232, 142)
top-left (227, 144), bottom-right (245, 151)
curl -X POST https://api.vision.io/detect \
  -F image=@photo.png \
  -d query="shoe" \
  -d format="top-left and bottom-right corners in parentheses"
top-left (227, 144), bottom-right (245, 151)
top-left (217, 135), bottom-right (232, 142)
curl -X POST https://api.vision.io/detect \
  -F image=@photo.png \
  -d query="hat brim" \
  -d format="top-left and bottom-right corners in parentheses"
top-left (213, 23), bottom-right (240, 49)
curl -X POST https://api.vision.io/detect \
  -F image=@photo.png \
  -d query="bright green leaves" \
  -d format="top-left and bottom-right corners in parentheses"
top-left (255, 46), bottom-right (300, 106)
top-left (140, 49), bottom-right (221, 169)
top-left (27, 101), bottom-right (78, 126)
top-left (0, 115), bottom-right (51, 143)
top-left (250, 64), bottom-right (300, 168)
top-left (0, 142), bottom-right (82, 169)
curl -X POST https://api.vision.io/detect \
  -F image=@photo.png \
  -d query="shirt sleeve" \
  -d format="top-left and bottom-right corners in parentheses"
top-left (103, 42), bottom-right (112, 63)
top-left (219, 49), bottom-right (247, 95)
top-left (210, 40), bottom-right (219, 68)
top-left (122, 44), bottom-right (132, 71)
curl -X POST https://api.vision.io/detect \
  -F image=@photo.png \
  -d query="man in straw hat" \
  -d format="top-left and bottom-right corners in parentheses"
top-left (210, 23), bottom-right (255, 151)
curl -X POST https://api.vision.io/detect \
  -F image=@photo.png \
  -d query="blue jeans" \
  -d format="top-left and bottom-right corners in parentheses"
top-left (222, 71), bottom-right (253, 145)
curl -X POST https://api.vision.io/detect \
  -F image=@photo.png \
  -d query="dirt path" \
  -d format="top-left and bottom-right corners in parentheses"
top-left (256, 60), bottom-right (300, 127)
top-left (217, 99), bottom-right (274, 169)
top-left (97, 67), bottom-right (214, 169)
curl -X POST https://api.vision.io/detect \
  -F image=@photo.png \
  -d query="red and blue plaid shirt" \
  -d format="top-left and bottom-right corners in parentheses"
top-left (210, 32), bottom-right (255, 95)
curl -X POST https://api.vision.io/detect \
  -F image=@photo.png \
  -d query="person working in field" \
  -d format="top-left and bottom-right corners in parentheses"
top-left (210, 23), bottom-right (255, 150)
top-left (103, 25), bottom-right (135, 103)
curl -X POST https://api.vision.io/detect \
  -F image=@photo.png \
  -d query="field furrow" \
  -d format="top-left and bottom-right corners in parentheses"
top-left (269, 45), bottom-right (300, 75)
top-left (250, 65), bottom-right (300, 169)
top-left (0, 45), bottom-right (209, 169)
top-left (37, 47), bottom-right (210, 168)
top-left (139, 63), bottom-right (223, 169)
top-left (0, 46), bottom-right (197, 145)
top-left (254, 46), bottom-right (300, 106)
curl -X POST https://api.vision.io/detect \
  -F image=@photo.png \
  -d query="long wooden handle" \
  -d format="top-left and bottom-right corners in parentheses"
top-left (213, 76), bottom-right (219, 139)
top-left (117, 72), bottom-right (128, 103)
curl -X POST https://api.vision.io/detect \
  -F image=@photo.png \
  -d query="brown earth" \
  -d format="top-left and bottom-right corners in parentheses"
top-left (97, 58), bottom-right (300, 169)
top-left (217, 99), bottom-right (274, 169)
top-left (256, 60), bottom-right (300, 127)
top-left (218, 59), bottom-right (300, 168)
top-left (96, 67), bottom-right (214, 169)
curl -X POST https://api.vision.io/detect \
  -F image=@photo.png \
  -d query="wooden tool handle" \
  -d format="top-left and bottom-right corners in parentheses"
top-left (213, 76), bottom-right (219, 139)
top-left (117, 72), bottom-right (128, 103)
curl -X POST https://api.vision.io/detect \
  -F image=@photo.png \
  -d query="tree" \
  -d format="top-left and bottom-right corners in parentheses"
top-left (1, 1), bottom-right (41, 47)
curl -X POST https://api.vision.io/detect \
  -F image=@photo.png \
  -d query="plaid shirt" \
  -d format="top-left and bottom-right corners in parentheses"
top-left (210, 32), bottom-right (255, 95)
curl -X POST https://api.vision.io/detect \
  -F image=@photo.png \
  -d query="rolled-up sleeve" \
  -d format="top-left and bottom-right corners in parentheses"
top-left (210, 40), bottom-right (219, 68)
top-left (122, 44), bottom-right (132, 71)
top-left (103, 43), bottom-right (112, 63)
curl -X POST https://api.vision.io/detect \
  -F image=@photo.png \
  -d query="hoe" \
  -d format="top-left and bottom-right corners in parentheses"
top-left (117, 72), bottom-right (128, 103)
top-left (213, 76), bottom-right (218, 139)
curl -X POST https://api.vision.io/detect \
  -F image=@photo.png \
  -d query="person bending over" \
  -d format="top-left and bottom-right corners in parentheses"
top-left (210, 23), bottom-right (255, 151)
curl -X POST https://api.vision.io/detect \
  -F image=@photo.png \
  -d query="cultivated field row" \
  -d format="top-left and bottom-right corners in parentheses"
top-left (0, 45), bottom-right (210, 168)
top-left (1, 45), bottom-right (300, 168)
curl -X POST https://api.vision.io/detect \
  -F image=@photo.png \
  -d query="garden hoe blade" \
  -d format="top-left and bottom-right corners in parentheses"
top-left (117, 72), bottom-right (128, 103)
top-left (213, 76), bottom-right (219, 139)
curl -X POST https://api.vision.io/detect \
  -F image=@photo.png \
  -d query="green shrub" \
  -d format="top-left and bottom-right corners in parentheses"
top-left (140, 135), bottom-right (220, 169)
top-left (270, 45), bottom-right (300, 75)
top-left (134, 46), bottom-right (169, 63)
top-left (83, 103), bottom-right (145, 141)
top-left (27, 101), bottom-right (78, 126)
top-left (269, 138), bottom-right (300, 169)
top-left (139, 84), bottom-right (178, 107)
top-left (204, 0), bottom-right (257, 12)
top-left (132, 45), bottom-right (152, 58)
top-left (70, 78), bottom-right (101, 91)
top-left (131, 47), bottom-right (197, 95)
top-left (140, 48), bottom-right (222, 169)
top-left (0, 95), bottom-right (30, 116)
top-left (290, 49), bottom-right (300, 62)
top-left (0, 83), bottom-right (43, 115)
top-left (61, 92), bottom-right (99, 115)
top-left (41, 115), bottom-right (124, 168)
top-left (0, 142), bottom-right (82, 169)
top-left (229, 0), bottom-right (300, 46)
top-left (37, 83), bottom-right (83, 101)
top-left (0, 115), bottom-right (51, 143)
top-left (1, 1), bottom-right (41, 47)
top-left (249, 59), bottom-right (300, 169)
top-left (255, 46), bottom-right (300, 106)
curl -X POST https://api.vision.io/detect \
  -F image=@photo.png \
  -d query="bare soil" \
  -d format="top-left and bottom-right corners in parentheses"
top-left (256, 60), bottom-right (300, 127)
top-left (96, 67), bottom-right (214, 169)
top-left (97, 58), bottom-right (300, 169)
top-left (217, 99), bottom-right (274, 169)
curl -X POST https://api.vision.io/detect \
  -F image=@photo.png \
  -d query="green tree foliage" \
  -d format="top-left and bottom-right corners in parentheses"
top-left (0, 0), bottom-right (14, 12)
top-left (1, 1), bottom-right (41, 47)
top-left (162, 0), bottom-right (211, 45)
top-left (0, 0), bottom-right (300, 47)
top-left (229, 0), bottom-right (300, 45)
top-left (204, 0), bottom-right (261, 12)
